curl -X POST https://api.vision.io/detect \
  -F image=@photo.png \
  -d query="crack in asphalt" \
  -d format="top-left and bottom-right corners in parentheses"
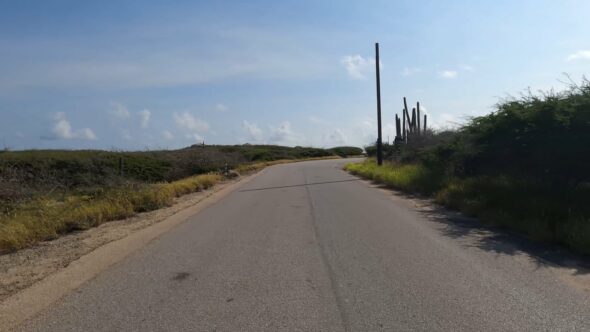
top-left (238, 179), bottom-right (359, 192)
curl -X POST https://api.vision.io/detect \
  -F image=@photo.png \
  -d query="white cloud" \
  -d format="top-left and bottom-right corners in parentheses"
top-left (428, 112), bottom-right (463, 130)
top-left (566, 50), bottom-right (590, 61)
top-left (162, 130), bottom-right (174, 140)
top-left (185, 133), bottom-right (203, 142)
top-left (78, 128), bottom-right (97, 140)
top-left (324, 129), bottom-right (346, 146)
top-left (401, 67), bottom-right (422, 76)
top-left (47, 112), bottom-right (97, 140)
top-left (215, 103), bottom-right (228, 112)
top-left (138, 109), bottom-right (151, 128)
top-left (108, 102), bottom-right (130, 119)
top-left (269, 121), bottom-right (302, 145)
top-left (173, 112), bottom-right (209, 143)
top-left (308, 116), bottom-right (328, 125)
top-left (341, 55), bottom-right (376, 80)
top-left (242, 120), bottom-right (264, 143)
top-left (439, 70), bottom-right (458, 79)
top-left (459, 64), bottom-right (474, 72)
top-left (173, 112), bottom-right (210, 133)
top-left (0, 27), bottom-right (334, 91)
top-left (349, 118), bottom-right (378, 146)
top-left (121, 130), bottom-right (133, 141)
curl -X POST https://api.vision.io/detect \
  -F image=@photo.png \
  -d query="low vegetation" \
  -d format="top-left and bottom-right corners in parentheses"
top-left (349, 80), bottom-right (590, 255)
top-left (0, 174), bottom-right (222, 252)
top-left (327, 146), bottom-right (364, 157)
top-left (234, 156), bottom-right (340, 174)
top-left (0, 144), bottom-right (352, 253)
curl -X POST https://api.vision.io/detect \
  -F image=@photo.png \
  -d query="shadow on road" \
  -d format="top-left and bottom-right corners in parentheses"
top-left (370, 182), bottom-right (590, 276)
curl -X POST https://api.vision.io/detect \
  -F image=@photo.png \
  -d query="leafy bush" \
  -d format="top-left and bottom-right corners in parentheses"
top-left (328, 146), bottom-right (363, 157)
top-left (424, 81), bottom-right (590, 182)
top-left (349, 80), bottom-right (590, 255)
top-left (364, 145), bottom-right (377, 157)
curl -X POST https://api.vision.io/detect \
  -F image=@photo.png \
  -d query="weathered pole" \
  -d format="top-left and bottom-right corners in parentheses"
top-left (375, 42), bottom-right (383, 165)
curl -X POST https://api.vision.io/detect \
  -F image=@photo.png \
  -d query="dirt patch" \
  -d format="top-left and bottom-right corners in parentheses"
top-left (0, 179), bottom-right (239, 303)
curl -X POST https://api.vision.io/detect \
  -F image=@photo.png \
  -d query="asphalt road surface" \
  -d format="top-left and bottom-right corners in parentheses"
top-left (19, 159), bottom-right (590, 331)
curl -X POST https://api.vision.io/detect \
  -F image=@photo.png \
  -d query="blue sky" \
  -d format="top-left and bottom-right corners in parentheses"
top-left (1, 0), bottom-right (589, 150)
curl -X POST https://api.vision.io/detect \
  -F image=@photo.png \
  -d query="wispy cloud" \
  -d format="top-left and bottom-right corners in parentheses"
top-left (242, 120), bottom-right (264, 143)
top-left (341, 55), bottom-right (376, 80)
top-left (162, 130), bottom-right (174, 140)
top-left (138, 109), bottom-right (151, 128)
top-left (308, 116), bottom-right (329, 125)
top-left (0, 26), bottom-right (332, 90)
top-left (121, 130), bottom-right (132, 141)
top-left (108, 102), bottom-right (130, 119)
top-left (566, 50), bottom-right (590, 61)
top-left (185, 133), bottom-right (204, 142)
top-left (401, 67), bottom-right (422, 76)
top-left (459, 64), bottom-right (474, 72)
top-left (44, 112), bottom-right (97, 140)
top-left (324, 129), bottom-right (346, 146)
top-left (215, 103), bottom-right (228, 112)
top-left (173, 112), bottom-right (209, 142)
top-left (439, 70), bottom-right (458, 79)
top-left (269, 121), bottom-right (302, 145)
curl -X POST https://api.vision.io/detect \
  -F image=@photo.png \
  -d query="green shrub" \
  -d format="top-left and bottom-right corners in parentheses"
top-left (353, 81), bottom-right (590, 255)
top-left (345, 159), bottom-right (444, 194)
top-left (328, 146), bottom-right (363, 157)
top-left (347, 159), bottom-right (590, 255)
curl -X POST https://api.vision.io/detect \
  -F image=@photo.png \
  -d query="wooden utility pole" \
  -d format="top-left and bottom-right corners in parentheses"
top-left (375, 42), bottom-right (383, 165)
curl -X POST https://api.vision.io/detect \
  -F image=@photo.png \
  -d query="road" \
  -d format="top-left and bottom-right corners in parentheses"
top-left (18, 159), bottom-right (590, 331)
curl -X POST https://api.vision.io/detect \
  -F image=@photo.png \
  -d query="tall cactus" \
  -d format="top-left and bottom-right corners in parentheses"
top-left (417, 102), bottom-right (421, 135)
top-left (395, 97), bottom-right (430, 145)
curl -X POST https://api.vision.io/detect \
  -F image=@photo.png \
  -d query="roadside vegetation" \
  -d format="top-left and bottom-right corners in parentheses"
top-left (0, 144), bottom-right (356, 253)
top-left (347, 80), bottom-right (590, 255)
top-left (327, 146), bottom-right (364, 157)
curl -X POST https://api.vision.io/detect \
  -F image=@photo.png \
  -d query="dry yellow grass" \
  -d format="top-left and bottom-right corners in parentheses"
top-left (0, 157), bottom-right (338, 253)
top-left (0, 174), bottom-right (222, 253)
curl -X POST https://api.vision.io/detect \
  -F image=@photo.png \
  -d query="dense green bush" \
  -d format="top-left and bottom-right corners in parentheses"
top-left (426, 82), bottom-right (590, 183)
top-left (364, 145), bottom-right (377, 157)
top-left (328, 146), bottom-right (364, 157)
top-left (353, 80), bottom-right (590, 255)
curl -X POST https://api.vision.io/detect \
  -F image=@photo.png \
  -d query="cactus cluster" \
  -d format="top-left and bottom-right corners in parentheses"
top-left (394, 97), bottom-right (427, 143)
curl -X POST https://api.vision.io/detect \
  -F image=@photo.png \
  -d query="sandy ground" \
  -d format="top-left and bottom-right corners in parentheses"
top-left (0, 178), bottom-right (239, 303)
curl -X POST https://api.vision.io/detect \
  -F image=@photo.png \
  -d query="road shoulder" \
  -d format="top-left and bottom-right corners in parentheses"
top-left (0, 170), bottom-right (264, 331)
top-left (357, 177), bottom-right (590, 294)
